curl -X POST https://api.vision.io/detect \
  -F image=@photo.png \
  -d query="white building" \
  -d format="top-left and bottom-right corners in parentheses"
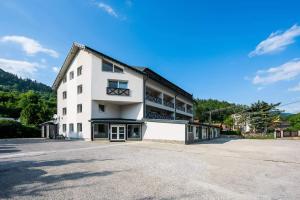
top-left (52, 43), bottom-right (218, 144)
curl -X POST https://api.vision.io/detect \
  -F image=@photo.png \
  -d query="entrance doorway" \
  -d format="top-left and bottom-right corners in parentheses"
top-left (110, 125), bottom-right (126, 141)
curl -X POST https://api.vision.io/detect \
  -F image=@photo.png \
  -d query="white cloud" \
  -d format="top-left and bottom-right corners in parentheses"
top-left (288, 82), bottom-right (300, 92)
top-left (252, 59), bottom-right (300, 85)
top-left (52, 66), bottom-right (59, 73)
top-left (1, 35), bottom-right (59, 58)
top-left (249, 24), bottom-right (300, 57)
top-left (96, 2), bottom-right (118, 18)
top-left (0, 58), bottom-right (39, 78)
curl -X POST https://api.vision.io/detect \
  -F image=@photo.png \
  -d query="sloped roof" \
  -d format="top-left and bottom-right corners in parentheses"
top-left (52, 43), bottom-right (193, 99)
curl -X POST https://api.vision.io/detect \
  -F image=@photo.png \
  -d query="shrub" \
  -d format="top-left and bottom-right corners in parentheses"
top-left (0, 120), bottom-right (40, 138)
top-left (243, 133), bottom-right (274, 139)
top-left (221, 130), bottom-right (241, 135)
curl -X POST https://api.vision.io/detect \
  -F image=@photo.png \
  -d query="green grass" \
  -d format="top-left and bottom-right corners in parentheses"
top-left (243, 133), bottom-right (274, 139)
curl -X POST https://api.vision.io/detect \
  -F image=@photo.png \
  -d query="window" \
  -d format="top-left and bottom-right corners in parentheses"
top-left (102, 60), bottom-right (123, 73)
top-left (128, 124), bottom-right (141, 139)
top-left (114, 65), bottom-right (123, 73)
top-left (108, 80), bottom-right (118, 88)
top-left (93, 123), bottom-right (108, 138)
top-left (102, 60), bottom-right (113, 72)
top-left (99, 104), bottom-right (105, 112)
top-left (69, 71), bottom-right (74, 80)
top-left (77, 104), bottom-right (82, 113)
top-left (62, 91), bottom-right (67, 99)
top-left (119, 81), bottom-right (128, 89)
top-left (77, 66), bottom-right (82, 76)
top-left (63, 76), bottom-right (67, 83)
top-left (63, 124), bottom-right (66, 132)
top-left (77, 123), bottom-right (82, 132)
top-left (62, 107), bottom-right (67, 115)
top-left (188, 125), bottom-right (193, 133)
top-left (69, 123), bottom-right (74, 132)
top-left (108, 80), bottom-right (128, 89)
top-left (77, 85), bottom-right (83, 94)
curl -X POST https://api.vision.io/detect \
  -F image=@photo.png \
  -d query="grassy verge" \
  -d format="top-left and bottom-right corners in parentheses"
top-left (242, 133), bottom-right (274, 139)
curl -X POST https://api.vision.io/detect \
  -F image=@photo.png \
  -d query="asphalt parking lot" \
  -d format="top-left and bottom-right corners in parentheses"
top-left (0, 138), bottom-right (300, 200)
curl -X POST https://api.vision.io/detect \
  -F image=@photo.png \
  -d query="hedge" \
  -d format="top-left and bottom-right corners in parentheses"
top-left (221, 130), bottom-right (241, 135)
top-left (0, 120), bottom-right (40, 138)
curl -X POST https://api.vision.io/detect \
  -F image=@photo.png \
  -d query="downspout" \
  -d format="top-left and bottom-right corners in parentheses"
top-left (174, 94), bottom-right (178, 120)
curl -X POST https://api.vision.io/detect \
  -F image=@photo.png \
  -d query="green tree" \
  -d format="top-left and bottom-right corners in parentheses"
top-left (287, 113), bottom-right (300, 131)
top-left (247, 101), bottom-right (281, 134)
top-left (19, 91), bottom-right (56, 126)
top-left (224, 116), bottom-right (234, 130)
top-left (194, 98), bottom-right (245, 123)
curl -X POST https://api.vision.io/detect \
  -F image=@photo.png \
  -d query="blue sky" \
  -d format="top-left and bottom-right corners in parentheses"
top-left (1, 0), bottom-right (300, 113)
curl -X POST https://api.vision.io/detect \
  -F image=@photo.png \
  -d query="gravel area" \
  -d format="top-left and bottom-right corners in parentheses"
top-left (0, 138), bottom-right (300, 200)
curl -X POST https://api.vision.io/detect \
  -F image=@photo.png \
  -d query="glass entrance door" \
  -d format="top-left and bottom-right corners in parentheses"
top-left (110, 125), bottom-right (126, 141)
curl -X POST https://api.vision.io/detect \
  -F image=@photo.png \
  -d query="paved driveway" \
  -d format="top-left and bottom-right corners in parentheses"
top-left (0, 138), bottom-right (300, 200)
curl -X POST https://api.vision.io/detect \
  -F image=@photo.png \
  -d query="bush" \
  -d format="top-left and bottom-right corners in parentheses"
top-left (221, 130), bottom-right (241, 135)
top-left (0, 120), bottom-right (40, 138)
top-left (243, 133), bottom-right (274, 139)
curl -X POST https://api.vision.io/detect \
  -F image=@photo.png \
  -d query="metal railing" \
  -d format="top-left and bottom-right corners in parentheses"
top-left (176, 105), bottom-right (185, 112)
top-left (146, 111), bottom-right (173, 120)
top-left (163, 100), bottom-right (174, 108)
top-left (106, 87), bottom-right (130, 96)
top-left (187, 108), bottom-right (193, 114)
top-left (146, 94), bottom-right (162, 104)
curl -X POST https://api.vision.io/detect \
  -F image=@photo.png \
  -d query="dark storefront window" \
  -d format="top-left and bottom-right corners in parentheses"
top-left (94, 124), bottom-right (109, 139)
top-left (127, 124), bottom-right (141, 139)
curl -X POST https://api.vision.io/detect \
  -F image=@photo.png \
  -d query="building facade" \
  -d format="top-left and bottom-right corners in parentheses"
top-left (52, 43), bottom-right (197, 143)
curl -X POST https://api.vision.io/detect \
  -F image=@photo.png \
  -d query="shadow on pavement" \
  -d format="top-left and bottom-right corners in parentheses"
top-left (191, 137), bottom-right (243, 145)
top-left (0, 158), bottom-right (118, 199)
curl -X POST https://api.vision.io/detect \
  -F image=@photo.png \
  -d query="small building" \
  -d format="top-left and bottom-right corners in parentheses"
top-left (40, 121), bottom-right (58, 139)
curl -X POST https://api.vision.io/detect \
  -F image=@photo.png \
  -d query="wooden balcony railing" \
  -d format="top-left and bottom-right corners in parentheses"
top-left (106, 87), bottom-right (130, 96)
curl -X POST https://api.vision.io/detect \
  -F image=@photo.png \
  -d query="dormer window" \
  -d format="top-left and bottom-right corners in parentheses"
top-left (102, 60), bottom-right (123, 73)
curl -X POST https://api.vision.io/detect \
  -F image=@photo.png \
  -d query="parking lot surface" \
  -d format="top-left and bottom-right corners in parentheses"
top-left (0, 138), bottom-right (300, 200)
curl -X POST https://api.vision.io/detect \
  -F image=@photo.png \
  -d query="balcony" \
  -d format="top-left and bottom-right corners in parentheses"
top-left (146, 94), bottom-right (162, 104)
top-left (176, 105), bottom-right (185, 112)
top-left (187, 108), bottom-right (193, 114)
top-left (106, 87), bottom-right (130, 96)
top-left (146, 111), bottom-right (173, 120)
top-left (163, 100), bottom-right (174, 108)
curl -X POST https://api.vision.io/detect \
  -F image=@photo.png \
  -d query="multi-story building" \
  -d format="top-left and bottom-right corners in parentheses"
top-left (52, 43), bottom-right (196, 143)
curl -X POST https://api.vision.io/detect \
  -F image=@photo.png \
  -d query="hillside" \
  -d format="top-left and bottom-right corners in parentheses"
top-left (0, 68), bottom-right (52, 93)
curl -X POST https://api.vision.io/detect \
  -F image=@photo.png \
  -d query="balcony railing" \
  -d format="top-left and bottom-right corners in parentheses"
top-left (163, 100), bottom-right (174, 108)
top-left (176, 105), bottom-right (185, 112)
top-left (187, 108), bottom-right (193, 114)
top-left (146, 94), bottom-right (162, 104)
top-left (146, 111), bottom-right (173, 120)
top-left (107, 87), bottom-right (130, 96)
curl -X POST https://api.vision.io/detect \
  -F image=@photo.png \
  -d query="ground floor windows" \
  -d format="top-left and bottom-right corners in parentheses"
top-left (92, 123), bottom-right (142, 141)
top-left (69, 123), bottom-right (74, 132)
top-left (94, 123), bottom-right (109, 139)
top-left (77, 123), bottom-right (82, 132)
top-left (127, 124), bottom-right (141, 139)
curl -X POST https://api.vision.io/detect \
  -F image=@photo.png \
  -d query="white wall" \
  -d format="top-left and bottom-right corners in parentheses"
top-left (120, 103), bottom-right (143, 120)
top-left (91, 55), bottom-right (144, 103)
top-left (57, 50), bottom-right (93, 140)
top-left (142, 121), bottom-right (186, 141)
top-left (91, 100), bottom-right (121, 118)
